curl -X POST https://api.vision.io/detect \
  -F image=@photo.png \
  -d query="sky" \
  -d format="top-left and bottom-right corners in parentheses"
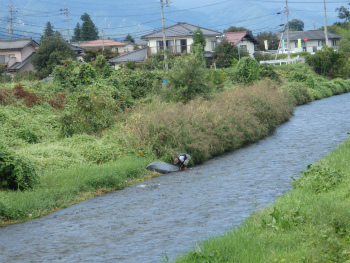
top-left (0, 0), bottom-right (349, 41)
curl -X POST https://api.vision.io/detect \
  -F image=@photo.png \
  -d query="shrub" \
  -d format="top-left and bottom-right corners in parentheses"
top-left (306, 46), bottom-right (348, 78)
top-left (164, 45), bottom-right (212, 102)
top-left (207, 69), bottom-right (226, 85)
top-left (259, 64), bottom-right (280, 81)
top-left (59, 83), bottom-right (118, 137)
top-left (231, 57), bottom-right (260, 84)
top-left (0, 146), bottom-right (39, 190)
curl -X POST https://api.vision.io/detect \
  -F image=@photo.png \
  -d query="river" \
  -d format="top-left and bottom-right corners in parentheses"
top-left (1, 93), bottom-right (350, 263)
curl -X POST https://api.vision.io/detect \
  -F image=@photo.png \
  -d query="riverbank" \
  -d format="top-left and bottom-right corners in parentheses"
top-left (170, 135), bottom-right (350, 262)
top-left (1, 63), bottom-right (350, 225)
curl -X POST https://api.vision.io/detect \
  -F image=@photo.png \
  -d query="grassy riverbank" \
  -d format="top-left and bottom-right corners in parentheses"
top-left (1, 61), bottom-right (350, 225)
top-left (170, 135), bottom-right (350, 263)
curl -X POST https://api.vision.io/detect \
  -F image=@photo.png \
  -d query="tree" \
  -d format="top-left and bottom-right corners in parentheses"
top-left (72, 23), bottom-right (81, 41)
top-left (31, 36), bottom-right (76, 78)
top-left (336, 2), bottom-right (350, 22)
top-left (224, 26), bottom-right (253, 36)
top-left (255, 32), bottom-right (279, 51)
top-left (213, 39), bottom-right (247, 68)
top-left (80, 13), bottom-right (99, 41)
top-left (289, 19), bottom-right (304, 31)
top-left (43, 22), bottom-right (55, 38)
top-left (124, 34), bottom-right (135, 43)
top-left (192, 26), bottom-right (206, 51)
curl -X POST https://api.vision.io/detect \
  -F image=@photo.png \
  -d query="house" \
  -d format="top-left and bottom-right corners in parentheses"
top-left (0, 37), bottom-right (39, 76)
top-left (277, 30), bottom-right (341, 53)
top-left (134, 39), bottom-right (148, 49)
top-left (78, 39), bottom-right (127, 53)
top-left (222, 31), bottom-right (259, 57)
top-left (69, 43), bottom-right (85, 62)
top-left (108, 47), bottom-right (148, 70)
top-left (141, 22), bottom-right (221, 57)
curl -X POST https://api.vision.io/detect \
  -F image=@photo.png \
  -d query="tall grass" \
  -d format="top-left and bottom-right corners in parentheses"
top-left (170, 137), bottom-right (350, 263)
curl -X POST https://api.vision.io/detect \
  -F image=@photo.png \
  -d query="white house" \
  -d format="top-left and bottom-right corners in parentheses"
top-left (278, 30), bottom-right (341, 53)
top-left (223, 31), bottom-right (259, 57)
top-left (0, 37), bottom-right (39, 76)
top-left (141, 22), bottom-right (221, 57)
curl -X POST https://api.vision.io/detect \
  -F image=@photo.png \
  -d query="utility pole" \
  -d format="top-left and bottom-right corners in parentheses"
top-left (7, 0), bottom-right (17, 39)
top-left (101, 30), bottom-right (105, 53)
top-left (323, 0), bottom-right (329, 46)
top-left (60, 5), bottom-right (71, 43)
top-left (160, 0), bottom-right (170, 70)
top-left (285, 0), bottom-right (290, 59)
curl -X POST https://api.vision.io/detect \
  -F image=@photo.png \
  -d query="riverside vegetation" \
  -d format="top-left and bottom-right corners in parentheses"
top-left (1, 46), bottom-right (350, 260)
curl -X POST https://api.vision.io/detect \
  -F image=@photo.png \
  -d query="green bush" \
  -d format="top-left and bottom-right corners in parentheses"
top-left (231, 57), bottom-right (260, 84)
top-left (280, 82), bottom-right (314, 106)
top-left (0, 146), bottom-right (39, 190)
top-left (59, 83), bottom-right (117, 137)
top-left (306, 46), bottom-right (348, 78)
top-left (259, 64), bottom-right (280, 81)
top-left (207, 69), bottom-right (226, 85)
top-left (164, 45), bottom-right (212, 102)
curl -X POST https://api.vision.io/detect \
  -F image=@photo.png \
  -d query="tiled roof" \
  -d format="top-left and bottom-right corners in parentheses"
top-left (224, 31), bottom-right (259, 45)
top-left (79, 39), bottom-right (127, 48)
top-left (278, 30), bottom-right (341, 41)
top-left (142, 22), bottom-right (221, 39)
top-left (134, 39), bottom-right (148, 46)
top-left (0, 37), bottom-right (39, 50)
top-left (108, 48), bottom-right (147, 63)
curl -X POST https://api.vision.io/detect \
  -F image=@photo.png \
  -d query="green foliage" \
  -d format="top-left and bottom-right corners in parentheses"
top-left (43, 21), bottom-right (55, 38)
top-left (259, 64), bottom-right (280, 81)
top-left (254, 52), bottom-right (274, 62)
top-left (92, 55), bottom-right (114, 77)
top-left (289, 19), bottom-right (304, 31)
top-left (292, 162), bottom-right (345, 194)
top-left (164, 46), bottom-right (211, 102)
top-left (231, 57), bottom-right (260, 84)
top-left (72, 23), bottom-right (81, 42)
top-left (280, 82), bottom-right (314, 106)
top-left (213, 39), bottom-right (242, 68)
top-left (124, 33), bottom-right (135, 43)
top-left (31, 36), bottom-right (76, 78)
top-left (59, 83), bottom-right (117, 136)
top-left (305, 46), bottom-right (348, 78)
top-left (125, 61), bottom-right (137, 70)
top-left (255, 32), bottom-right (279, 51)
top-left (192, 26), bottom-right (206, 51)
top-left (207, 69), bottom-right (226, 85)
top-left (84, 49), bottom-right (119, 62)
top-left (0, 145), bottom-right (39, 190)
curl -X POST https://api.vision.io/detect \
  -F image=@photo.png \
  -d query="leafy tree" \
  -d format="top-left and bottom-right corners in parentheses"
top-left (31, 36), bottom-right (76, 78)
top-left (124, 34), bottom-right (135, 43)
top-left (72, 23), bottom-right (81, 41)
top-left (192, 26), bottom-right (206, 51)
top-left (80, 13), bottom-right (99, 41)
top-left (224, 26), bottom-right (253, 36)
top-left (255, 31), bottom-right (279, 51)
top-left (84, 49), bottom-right (118, 62)
top-left (43, 22), bottom-right (55, 38)
top-left (213, 39), bottom-right (240, 68)
top-left (336, 2), bottom-right (350, 22)
top-left (289, 19), bottom-right (304, 31)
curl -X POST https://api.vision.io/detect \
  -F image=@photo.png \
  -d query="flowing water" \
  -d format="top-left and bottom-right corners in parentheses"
top-left (1, 93), bottom-right (350, 263)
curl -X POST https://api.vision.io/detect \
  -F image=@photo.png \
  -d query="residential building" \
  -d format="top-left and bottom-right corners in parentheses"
top-left (141, 22), bottom-right (221, 57)
top-left (108, 48), bottom-right (148, 70)
top-left (0, 37), bottom-right (39, 76)
top-left (78, 39), bottom-right (127, 53)
top-left (222, 31), bottom-right (259, 57)
top-left (277, 30), bottom-right (341, 53)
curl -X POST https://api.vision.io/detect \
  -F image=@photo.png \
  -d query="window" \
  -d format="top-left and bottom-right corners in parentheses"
top-left (211, 41), bottom-right (216, 51)
top-left (0, 55), bottom-right (4, 64)
top-left (331, 39), bottom-right (337, 46)
top-left (318, 40), bottom-right (324, 46)
top-left (239, 45), bottom-right (247, 52)
top-left (157, 40), bottom-right (175, 52)
top-left (175, 39), bottom-right (187, 53)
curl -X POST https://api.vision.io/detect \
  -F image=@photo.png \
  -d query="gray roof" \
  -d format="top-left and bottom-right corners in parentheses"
top-left (0, 37), bottom-right (39, 50)
top-left (141, 22), bottom-right (221, 39)
top-left (278, 30), bottom-right (341, 41)
top-left (108, 48), bottom-right (147, 64)
top-left (134, 39), bottom-right (148, 46)
top-left (8, 53), bottom-right (34, 72)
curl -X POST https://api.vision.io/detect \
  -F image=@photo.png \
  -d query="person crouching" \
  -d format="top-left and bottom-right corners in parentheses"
top-left (174, 153), bottom-right (191, 171)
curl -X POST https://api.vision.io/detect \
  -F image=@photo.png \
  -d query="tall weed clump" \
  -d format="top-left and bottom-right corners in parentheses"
top-left (125, 81), bottom-right (292, 165)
